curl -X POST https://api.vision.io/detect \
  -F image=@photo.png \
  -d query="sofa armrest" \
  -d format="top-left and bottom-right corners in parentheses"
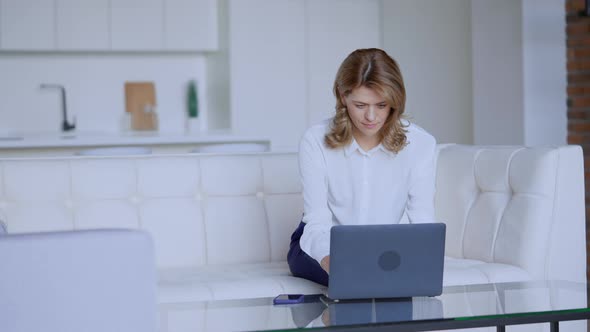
top-left (546, 145), bottom-right (586, 282)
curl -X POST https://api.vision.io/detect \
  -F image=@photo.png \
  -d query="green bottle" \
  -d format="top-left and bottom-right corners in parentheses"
top-left (188, 80), bottom-right (198, 118)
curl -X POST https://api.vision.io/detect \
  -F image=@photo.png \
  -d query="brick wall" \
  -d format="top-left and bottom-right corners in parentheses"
top-left (566, 0), bottom-right (590, 281)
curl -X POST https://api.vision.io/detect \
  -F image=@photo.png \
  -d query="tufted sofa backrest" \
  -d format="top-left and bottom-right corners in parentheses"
top-left (0, 145), bottom-right (584, 281)
top-left (0, 153), bottom-right (303, 269)
top-left (435, 145), bottom-right (585, 281)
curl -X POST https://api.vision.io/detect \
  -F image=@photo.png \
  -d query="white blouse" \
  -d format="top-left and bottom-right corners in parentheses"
top-left (299, 119), bottom-right (438, 263)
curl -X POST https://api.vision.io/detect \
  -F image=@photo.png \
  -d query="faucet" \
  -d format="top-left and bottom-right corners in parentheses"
top-left (40, 84), bottom-right (76, 132)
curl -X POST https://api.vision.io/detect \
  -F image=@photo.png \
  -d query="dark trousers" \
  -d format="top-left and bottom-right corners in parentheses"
top-left (287, 221), bottom-right (329, 286)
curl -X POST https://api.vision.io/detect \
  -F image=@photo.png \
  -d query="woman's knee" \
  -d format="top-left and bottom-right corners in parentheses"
top-left (288, 251), bottom-right (328, 286)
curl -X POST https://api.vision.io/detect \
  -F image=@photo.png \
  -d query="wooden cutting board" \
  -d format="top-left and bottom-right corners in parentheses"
top-left (125, 81), bottom-right (158, 131)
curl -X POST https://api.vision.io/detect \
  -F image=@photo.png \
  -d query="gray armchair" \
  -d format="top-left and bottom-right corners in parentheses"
top-left (0, 229), bottom-right (158, 332)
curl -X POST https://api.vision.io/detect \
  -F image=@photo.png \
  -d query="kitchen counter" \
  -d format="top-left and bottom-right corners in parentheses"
top-left (0, 130), bottom-right (269, 149)
top-left (0, 130), bottom-right (271, 157)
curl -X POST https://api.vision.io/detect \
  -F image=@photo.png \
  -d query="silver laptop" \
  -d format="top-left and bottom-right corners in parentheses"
top-left (327, 223), bottom-right (446, 301)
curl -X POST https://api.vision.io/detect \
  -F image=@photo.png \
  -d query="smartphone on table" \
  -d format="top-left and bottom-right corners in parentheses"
top-left (273, 294), bottom-right (304, 305)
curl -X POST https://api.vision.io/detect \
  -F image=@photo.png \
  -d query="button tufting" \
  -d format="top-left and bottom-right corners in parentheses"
top-left (194, 193), bottom-right (203, 201)
top-left (256, 192), bottom-right (265, 199)
top-left (64, 199), bottom-right (74, 209)
top-left (129, 195), bottom-right (142, 204)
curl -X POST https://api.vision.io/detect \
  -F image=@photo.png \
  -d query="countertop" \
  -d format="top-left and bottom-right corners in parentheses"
top-left (0, 130), bottom-right (271, 149)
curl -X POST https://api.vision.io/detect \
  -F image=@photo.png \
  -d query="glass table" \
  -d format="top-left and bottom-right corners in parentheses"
top-left (158, 280), bottom-right (589, 332)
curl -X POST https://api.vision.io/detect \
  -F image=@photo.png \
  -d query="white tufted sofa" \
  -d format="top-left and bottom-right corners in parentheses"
top-left (0, 144), bottom-right (585, 305)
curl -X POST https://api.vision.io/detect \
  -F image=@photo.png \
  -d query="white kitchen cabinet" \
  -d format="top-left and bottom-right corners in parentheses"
top-left (0, 0), bottom-right (55, 50)
top-left (164, 0), bottom-right (218, 51)
top-left (56, 0), bottom-right (109, 50)
top-left (0, 0), bottom-right (217, 52)
top-left (110, 0), bottom-right (164, 51)
top-left (228, 0), bottom-right (306, 150)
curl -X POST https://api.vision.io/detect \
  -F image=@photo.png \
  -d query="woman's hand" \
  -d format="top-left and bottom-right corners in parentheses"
top-left (320, 255), bottom-right (330, 273)
top-left (321, 307), bottom-right (331, 326)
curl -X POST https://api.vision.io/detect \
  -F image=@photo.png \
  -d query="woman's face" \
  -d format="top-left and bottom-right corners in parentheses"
top-left (344, 86), bottom-right (391, 146)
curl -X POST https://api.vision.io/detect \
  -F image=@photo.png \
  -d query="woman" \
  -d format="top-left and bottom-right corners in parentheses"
top-left (287, 48), bottom-right (437, 286)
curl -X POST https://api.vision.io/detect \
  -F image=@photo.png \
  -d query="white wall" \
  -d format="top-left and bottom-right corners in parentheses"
top-left (0, 54), bottom-right (208, 134)
top-left (229, 0), bottom-right (472, 149)
top-left (523, 0), bottom-right (567, 146)
top-left (382, 0), bottom-right (474, 144)
top-left (306, 0), bottom-right (382, 126)
top-left (472, 0), bottom-right (525, 145)
top-left (228, 0), bottom-right (307, 150)
top-left (472, 0), bottom-right (567, 146)
top-left (227, 0), bottom-right (382, 150)
top-left (206, 0), bottom-right (230, 130)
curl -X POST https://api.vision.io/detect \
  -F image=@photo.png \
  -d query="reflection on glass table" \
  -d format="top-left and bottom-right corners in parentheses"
top-left (157, 280), bottom-right (589, 332)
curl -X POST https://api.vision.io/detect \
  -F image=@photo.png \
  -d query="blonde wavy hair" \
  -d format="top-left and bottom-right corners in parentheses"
top-left (325, 48), bottom-right (408, 152)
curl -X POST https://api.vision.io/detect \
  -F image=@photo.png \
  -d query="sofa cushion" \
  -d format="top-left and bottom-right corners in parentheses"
top-left (443, 257), bottom-right (531, 287)
top-left (157, 258), bottom-right (532, 303)
top-left (158, 262), bottom-right (324, 303)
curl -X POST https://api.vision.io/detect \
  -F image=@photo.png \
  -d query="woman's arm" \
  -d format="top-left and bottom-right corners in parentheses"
top-left (298, 129), bottom-right (333, 265)
top-left (406, 134), bottom-right (438, 224)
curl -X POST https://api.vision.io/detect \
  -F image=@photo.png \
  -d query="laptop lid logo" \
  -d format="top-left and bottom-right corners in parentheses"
top-left (378, 250), bottom-right (401, 271)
